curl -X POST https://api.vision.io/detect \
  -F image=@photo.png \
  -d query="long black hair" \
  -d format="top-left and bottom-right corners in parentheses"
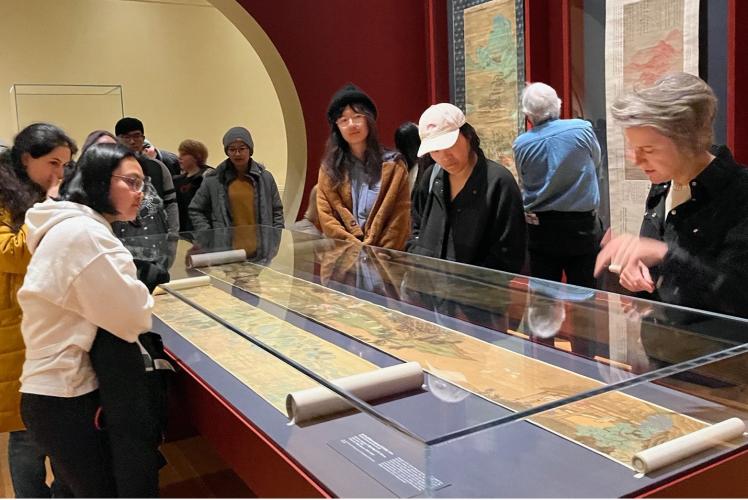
top-left (0, 123), bottom-right (77, 227)
top-left (64, 143), bottom-right (136, 215)
top-left (459, 122), bottom-right (487, 163)
top-left (59, 130), bottom-right (119, 198)
top-left (321, 103), bottom-right (383, 187)
top-left (394, 121), bottom-right (420, 171)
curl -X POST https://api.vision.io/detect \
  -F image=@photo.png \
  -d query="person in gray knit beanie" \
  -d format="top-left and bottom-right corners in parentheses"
top-left (188, 124), bottom-right (284, 249)
top-left (222, 126), bottom-right (254, 155)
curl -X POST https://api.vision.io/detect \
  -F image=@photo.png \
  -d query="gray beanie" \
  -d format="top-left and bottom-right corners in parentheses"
top-left (222, 126), bottom-right (254, 154)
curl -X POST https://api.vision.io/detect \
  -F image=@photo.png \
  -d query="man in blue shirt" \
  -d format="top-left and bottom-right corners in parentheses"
top-left (513, 83), bottom-right (602, 288)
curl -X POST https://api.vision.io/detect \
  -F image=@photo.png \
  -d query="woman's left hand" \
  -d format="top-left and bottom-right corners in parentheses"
top-left (619, 260), bottom-right (656, 293)
top-left (595, 233), bottom-right (668, 292)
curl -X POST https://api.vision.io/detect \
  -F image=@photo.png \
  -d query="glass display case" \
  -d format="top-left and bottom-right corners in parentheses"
top-left (122, 226), bottom-right (748, 497)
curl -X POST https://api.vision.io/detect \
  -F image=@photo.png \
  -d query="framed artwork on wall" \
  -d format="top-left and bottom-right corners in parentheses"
top-left (604, 0), bottom-right (700, 235)
top-left (448, 0), bottom-right (526, 177)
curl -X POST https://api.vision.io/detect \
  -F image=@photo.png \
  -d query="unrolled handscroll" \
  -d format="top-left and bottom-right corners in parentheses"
top-left (188, 249), bottom-right (247, 268)
top-left (286, 362), bottom-right (424, 424)
top-left (632, 418), bottom-right (746, 473)
top-left (154, 276), bottom-right (211, 295)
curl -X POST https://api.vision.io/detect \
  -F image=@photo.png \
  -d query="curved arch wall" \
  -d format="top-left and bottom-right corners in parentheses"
top-left (0, 0), bottom-right (303, 223)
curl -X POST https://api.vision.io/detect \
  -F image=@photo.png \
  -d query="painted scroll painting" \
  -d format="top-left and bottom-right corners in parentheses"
top-left (463, 0), bottom-right (521, 176)
top-left (187, 261), bottom-right (708, 468)
top-left (605, 0), bottom-right (699, 235)
top-left (622, 0), bottom-right (686, 180)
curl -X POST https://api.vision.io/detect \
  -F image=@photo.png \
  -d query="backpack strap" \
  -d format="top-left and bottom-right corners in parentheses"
top-left (428, 164), bottom-right (442, 194)
top-left (137, 337), bottom-right (175, 373)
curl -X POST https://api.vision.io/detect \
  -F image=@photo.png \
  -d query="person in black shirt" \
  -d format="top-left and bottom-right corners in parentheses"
top-left (173, 139), bottom-right (211, 233)
top-left (407, 103), bottom-right (526, 273)
top-left (595, 73), bottom-right (748, 319)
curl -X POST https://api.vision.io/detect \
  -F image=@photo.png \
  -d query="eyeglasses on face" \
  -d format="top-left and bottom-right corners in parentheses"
top-left (335, 114), bottom-right (366, 128)
top-left (228, 146), bottom-right (249, 155)
top-left (118, 132), bottom-right (144, 142)
top-left (112, 174), bottom-right (146, 192)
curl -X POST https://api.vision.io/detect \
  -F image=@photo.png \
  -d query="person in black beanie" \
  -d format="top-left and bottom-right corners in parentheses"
top-left (317, 83), bottom-right (411, 249)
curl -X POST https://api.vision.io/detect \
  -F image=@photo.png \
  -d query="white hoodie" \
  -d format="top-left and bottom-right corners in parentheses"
top-left (18, 199), bottom-right (154, 397)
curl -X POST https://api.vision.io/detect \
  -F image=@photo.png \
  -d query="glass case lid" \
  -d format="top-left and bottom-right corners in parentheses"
top-left (121, 225), bottom-right (748, 444)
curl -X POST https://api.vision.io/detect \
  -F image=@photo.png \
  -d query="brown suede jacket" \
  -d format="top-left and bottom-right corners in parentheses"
top-left (317, 158), bottom-right (411, 250)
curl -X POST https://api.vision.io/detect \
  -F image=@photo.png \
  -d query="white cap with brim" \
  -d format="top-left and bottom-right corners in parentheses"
top-left (417, 103), bottom-right (467, 157)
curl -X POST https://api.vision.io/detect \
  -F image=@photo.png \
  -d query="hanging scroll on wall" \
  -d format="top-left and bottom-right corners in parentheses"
top-left (604, 0), bottom-right (700, 235)
top-left (449, 0), bottom-right (525, 178)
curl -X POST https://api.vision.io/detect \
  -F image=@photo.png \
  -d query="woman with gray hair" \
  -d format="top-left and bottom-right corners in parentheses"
top-left (595, 72), bottom-right (748, 318)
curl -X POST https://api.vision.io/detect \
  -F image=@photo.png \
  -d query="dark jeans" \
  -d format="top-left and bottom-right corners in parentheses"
top-left (529, 250), bottom-right (598, 289)
top-left (20, 391), bottom-right (116, 498)
top-left (527, 211), bottom-right (602, 289)
top-left (8, 430), bottom-right (73, 498)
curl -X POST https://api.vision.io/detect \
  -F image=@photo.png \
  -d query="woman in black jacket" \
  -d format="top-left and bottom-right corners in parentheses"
top-left (595, 72), bottom-right (748, 319)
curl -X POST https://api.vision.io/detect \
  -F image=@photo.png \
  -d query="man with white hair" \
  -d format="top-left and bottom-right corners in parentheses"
top-left (513, 82), bottom-right (602, 288)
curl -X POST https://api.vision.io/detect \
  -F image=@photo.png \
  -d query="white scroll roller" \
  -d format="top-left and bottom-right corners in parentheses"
top-left (188, 249), bottom-right (247, 268)
top-left (286, 362), bottom-right (424, 424)
top-left (153, 276), bottom-right (211, 295)
top-left (632, 417), bottom-right (746, 474)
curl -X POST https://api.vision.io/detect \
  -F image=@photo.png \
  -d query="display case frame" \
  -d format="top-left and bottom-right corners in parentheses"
top-left (126, 226), bottom-right (748, 497)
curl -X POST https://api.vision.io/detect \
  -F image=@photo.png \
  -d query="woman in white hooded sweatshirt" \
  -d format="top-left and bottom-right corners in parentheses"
top-left (18, 142), bottom-right (154, 497)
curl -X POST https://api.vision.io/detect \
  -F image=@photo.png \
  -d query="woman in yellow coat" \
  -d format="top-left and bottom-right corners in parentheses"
top-left (0, 124), bottom-right (76, 497)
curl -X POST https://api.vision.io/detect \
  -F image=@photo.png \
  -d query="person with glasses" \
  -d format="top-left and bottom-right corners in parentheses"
top-left (189, 126), bottom-right (284, 256)
top-left (115, 117), bottom-right (179, 236)
top-left (17, 143), bottom-right (154, 497)
top-left (317, 84), bottom-right (411, 249)
top-left (0, 123), bottom-right (76, 498)
top-left (113, 120), bottom-right (177, 274)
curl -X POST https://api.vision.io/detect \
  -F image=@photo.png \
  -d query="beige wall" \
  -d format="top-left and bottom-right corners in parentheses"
top-left (0, 0), bottom-right (296, 204)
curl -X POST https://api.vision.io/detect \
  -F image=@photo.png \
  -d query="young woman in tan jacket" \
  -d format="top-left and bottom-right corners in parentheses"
top-left (317, 84), bottom-right (411, 250)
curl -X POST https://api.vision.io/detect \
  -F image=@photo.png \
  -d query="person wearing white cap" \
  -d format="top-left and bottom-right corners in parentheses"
top-left (407, 103), bottom-right (526, 272)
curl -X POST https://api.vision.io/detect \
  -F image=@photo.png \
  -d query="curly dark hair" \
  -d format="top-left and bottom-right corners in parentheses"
top-left (321, 103), bottom-right (383, 187)
top-left (0, 123), bottom-right (77, 228)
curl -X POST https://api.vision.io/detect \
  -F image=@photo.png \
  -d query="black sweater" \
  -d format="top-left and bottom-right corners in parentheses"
top-left (407, 157), bottom-right (526, 273)
top-left (640, 145), bottom-right (748, 319)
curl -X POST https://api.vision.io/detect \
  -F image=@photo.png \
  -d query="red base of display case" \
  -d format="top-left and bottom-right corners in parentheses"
top-left (165, 351), bottom-right (330, 499)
